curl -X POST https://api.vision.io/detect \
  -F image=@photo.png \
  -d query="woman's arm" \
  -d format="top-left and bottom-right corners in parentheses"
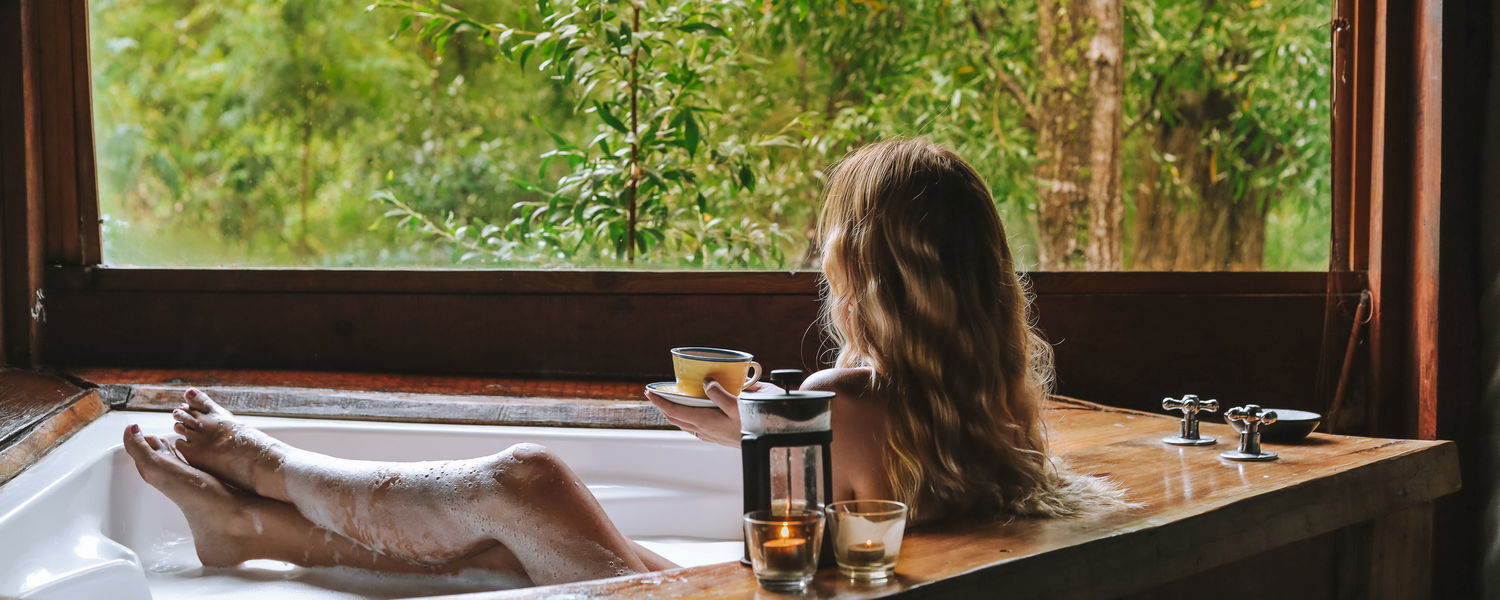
top-left (649, 368), bottom-right (892, 502)
top-left (646, 380), bottom-right (783, 447)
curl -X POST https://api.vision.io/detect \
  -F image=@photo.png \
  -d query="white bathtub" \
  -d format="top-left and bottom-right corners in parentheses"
top-left (0, 411), bottom-right (744, 599)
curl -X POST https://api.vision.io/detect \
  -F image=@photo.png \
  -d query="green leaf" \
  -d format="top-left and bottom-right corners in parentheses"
top-left (511, 178), bottom-right (542, 193)
top-left (390, 15), bottom-right (414, 41)
top-left (676, 23), bottom-right (726, 36)
top-left (683, 110), bottom-right (700, 157)
top-left (418, 16), bottom-right (447, 43)
top-left (594, 102), bottom-right (630, 133)
top-left (518, 45), bottom-right (534, 70)
top-left (530, 115), bottom-right (572, 147)
top-left (756, 135), bottom-right (798, 148)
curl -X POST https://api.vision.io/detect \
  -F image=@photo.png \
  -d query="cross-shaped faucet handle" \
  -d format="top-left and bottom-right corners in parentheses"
top-left (1221, 404), bottom-right (1279, 461)
top-left (1161, 394), bottom-right (1219, 446)
top-left (1163, 395), bottom-right (1219, 415)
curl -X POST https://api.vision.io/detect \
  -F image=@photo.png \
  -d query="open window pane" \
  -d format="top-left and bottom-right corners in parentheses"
top-left (89, 0), bottom-right (1330, 270)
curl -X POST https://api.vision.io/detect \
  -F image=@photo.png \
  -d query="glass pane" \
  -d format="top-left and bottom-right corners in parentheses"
top-left (90, 0), bottom-right (1330, 270)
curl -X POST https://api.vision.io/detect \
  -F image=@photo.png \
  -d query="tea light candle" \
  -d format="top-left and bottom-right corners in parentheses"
top-left (846, 539), bottom-right (886, 563)
top-left (763, 525), bottom-right (808, 571)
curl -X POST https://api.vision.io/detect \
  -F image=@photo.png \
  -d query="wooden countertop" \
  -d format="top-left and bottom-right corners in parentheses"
top-left (0, 369), bottom-right (106, 487)
top-left (448, 397), bottom-right (1459, 600)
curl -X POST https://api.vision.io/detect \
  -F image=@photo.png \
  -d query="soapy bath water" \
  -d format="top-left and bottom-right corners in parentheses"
top-left (130, 420), bottom-right (743, 596)
top-left (144, 533), bottom-right (527, 600)
top-left (141, 531), bottom-right (739, 599)
top-left (148, 561), bottom-right (528, 600)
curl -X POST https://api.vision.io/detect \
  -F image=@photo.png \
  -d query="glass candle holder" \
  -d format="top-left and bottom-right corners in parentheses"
top-left (743, 508), bottom-right (824, 592)
top-left (825, 500), bottom-right (908, 582)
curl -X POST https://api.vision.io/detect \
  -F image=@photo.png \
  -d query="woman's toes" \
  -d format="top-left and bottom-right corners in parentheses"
top-left (123, 428), bottom-right (174, 482)
top-left (160, 436), bottom-right (189, 461)
top-left (172, 408), bottom-right (197, 427)
top-left (183, 387), bottom-right (220, 414)
top-left (174, 422), bottom-right (191, 436)
top-left (207, 396), bottom-right (233, 418)
top-left (122, 425), bottom-right (150, 459)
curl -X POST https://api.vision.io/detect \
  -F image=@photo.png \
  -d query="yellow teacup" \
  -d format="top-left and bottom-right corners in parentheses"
top-left (670, 347), bottom-right (762, 398)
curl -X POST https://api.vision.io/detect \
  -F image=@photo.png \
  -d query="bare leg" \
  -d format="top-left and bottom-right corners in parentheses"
top-left (170, 390), bottom-right (673, 584)
top-left (122, 425), bottom-right (528, 579)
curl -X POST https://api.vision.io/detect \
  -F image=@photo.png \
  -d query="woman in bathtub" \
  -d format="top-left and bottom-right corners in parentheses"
top-left (123, 139), bottom-right (1114, 586)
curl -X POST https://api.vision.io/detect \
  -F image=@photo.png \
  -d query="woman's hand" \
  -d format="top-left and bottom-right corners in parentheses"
top-left (647, 379), bottom-right (784, 448)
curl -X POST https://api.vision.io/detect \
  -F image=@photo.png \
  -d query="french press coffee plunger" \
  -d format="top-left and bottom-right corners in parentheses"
top-left (738, 369), bottom-right (835, 565)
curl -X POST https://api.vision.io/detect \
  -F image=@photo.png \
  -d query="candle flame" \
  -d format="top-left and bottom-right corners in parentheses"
top-left (779, 525), bottom-right (791, 539)
top-left (865, 539), bottom-right (874, 546)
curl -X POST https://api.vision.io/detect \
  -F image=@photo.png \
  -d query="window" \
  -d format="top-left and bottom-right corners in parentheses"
top-left (7, 0), bottom-right (1388, 431)
top-left (90, 0), bottom-right (1330, 271)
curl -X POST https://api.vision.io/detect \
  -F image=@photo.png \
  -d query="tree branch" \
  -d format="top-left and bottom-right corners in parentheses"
top-left (1122, 0), bottom-right (1216, 139)
top-left (625, 3), bottom-right (640, 263)
top-left (963, 0), bottom-right (1039, 126)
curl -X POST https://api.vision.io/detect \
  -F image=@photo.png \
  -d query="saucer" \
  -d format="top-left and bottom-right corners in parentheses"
top-left (645, 382), bottom-right (717, 408)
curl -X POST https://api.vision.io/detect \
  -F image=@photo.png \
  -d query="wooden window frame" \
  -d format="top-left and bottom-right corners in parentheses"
top-left (0, 0), bottom-right (1473, 431)
top-left (1, 0), bottom-right (1488, 595)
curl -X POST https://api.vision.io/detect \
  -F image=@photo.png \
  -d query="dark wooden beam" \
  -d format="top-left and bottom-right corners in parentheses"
top-left (1362, 0), bottom-right (1488, 595)
top-left (1423, 1), bottom-right (1487, 597)
top-left (44, 268), bottom-right (1358, 296)
top-left (41, 268), bottom-right (1357, 416)
top-left (0, 0), bottom-right (46, 368)
top-left (1366, 0), bottom-right (1414, 440)
top-left (0, 0), bottom-right (13, 366)
top-left (1332, 0), bottom-right (1357, 274)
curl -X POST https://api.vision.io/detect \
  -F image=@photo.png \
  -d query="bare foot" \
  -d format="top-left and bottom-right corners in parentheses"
top-left (122, 424), bottom-right (255, 567)
top-left (170, 389), bottom-right (289, 502)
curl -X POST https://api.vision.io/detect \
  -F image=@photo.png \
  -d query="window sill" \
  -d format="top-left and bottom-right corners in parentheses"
top-left (0, 370), bottom-right (108, 487)
top-left (76, 368), bottom-right (669, 429)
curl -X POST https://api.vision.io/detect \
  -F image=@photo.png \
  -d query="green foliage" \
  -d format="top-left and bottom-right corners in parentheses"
top-left (373, 0), bottom-right (797, 266)
top-left (1122, 0), bottom-right (1332, 267)
top-left (91, 0), bottom-right (1331, 270)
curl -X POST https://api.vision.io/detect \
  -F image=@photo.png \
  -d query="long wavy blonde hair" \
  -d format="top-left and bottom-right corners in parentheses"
top-left (819, 139), bottom-right (1111, 522)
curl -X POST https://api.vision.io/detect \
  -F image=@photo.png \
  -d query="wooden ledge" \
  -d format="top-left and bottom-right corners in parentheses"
top-left (119, 385), bottom-right (669, 429)
top-left (69, 368), bottom-right (650, 400)
top-left (1, 370), bottom-right (668, 487)
top-left (0, 369), bottom-right (107, 486)
top-left (434, 400), bottom-right (1458, 599)
top-left (75, 368), bottom-right (670, 429)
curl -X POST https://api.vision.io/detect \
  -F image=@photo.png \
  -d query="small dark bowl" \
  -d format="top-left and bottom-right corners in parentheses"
top-left (1258, 409), bottom-right (1322, 444)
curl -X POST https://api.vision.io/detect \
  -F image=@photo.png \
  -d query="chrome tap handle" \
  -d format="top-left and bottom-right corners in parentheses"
top-left (1161, 394), bottom-right (1219, 446)
top-left (1220, 404), bottom-right (1279, 461)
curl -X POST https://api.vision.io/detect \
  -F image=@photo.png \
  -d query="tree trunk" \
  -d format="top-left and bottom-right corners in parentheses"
top-left (1129, 91), bottom-right (1267, 270)
top-left (1082, 0), bottom-right (1124, 270)
top-left (1034, 0), bottom-right (1124, 270)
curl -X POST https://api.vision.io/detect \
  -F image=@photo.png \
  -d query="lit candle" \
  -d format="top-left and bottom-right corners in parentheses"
top-left (846, 539), bottom-right (885, 564)
top-left (762, 524), bottom-right (808, 572)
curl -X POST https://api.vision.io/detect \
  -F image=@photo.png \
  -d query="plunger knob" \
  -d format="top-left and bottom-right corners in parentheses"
top-left (769, 369), bottom-right (806, 393)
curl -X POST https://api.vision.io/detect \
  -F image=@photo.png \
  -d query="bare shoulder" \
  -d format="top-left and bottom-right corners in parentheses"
top-left (804, 367), bottom-right (887, 426)
top-left (801, 367), bottom-right (874, 399)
